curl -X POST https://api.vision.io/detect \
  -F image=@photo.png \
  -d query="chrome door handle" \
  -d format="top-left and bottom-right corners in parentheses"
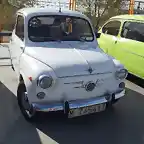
top-left (20, 46), bottom-right (24, 50)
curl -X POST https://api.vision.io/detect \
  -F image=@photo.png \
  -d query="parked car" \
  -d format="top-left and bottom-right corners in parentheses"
top-left (8, 8), bottom-right (127, 121)
top-left (97, 14), bottom-right (144, 79)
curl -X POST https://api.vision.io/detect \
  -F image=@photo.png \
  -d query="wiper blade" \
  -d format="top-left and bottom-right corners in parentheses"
top-left (30, 36), bottom-right (62, 42)
top-left (72, 35), bottom-right (86, 42)
top-left (78, 37), bottom-right (87, 42)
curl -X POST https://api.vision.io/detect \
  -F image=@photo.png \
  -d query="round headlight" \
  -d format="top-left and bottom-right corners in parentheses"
top-left (38, 75), bottom-right (53, 89)
top-left (115, 69), bottom-right (128, 80)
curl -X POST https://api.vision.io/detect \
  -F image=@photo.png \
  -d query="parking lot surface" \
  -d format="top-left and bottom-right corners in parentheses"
top-left (0, 44), bottom-right (144, 144)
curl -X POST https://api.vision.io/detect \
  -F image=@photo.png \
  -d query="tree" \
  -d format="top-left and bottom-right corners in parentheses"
top-left (7, 0), bottom-right (37, 8)
top-left (0, 0), bottom-right (37, 30)
top-left (77, 0), bottom-right (124, 28)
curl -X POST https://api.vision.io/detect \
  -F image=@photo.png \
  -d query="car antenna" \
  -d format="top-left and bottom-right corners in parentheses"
top-left (59, 0), bottom-right (62, 12)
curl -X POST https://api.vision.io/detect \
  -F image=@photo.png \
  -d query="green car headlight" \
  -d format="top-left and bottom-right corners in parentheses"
top-left (115, 69), bottom-right (128, 80)
top-left (38, 75), bottom-right (53, 89)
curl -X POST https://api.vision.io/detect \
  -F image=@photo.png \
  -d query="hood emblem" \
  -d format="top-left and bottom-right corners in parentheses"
top-left (88, 67), bottom-right (93, 74)
top-left (85, 81), bottom-right (96, 91)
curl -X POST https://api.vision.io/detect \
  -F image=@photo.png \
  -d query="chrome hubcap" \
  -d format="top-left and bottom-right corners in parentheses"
top-left (21, 92), bottom-right (35, 118)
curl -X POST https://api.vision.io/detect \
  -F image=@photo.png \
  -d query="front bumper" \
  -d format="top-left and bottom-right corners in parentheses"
top-left (32, 90), bottom-right (125, 112)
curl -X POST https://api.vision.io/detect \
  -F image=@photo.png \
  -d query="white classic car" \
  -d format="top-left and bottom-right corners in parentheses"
top-left (9, 7), bottom-right (128, 121)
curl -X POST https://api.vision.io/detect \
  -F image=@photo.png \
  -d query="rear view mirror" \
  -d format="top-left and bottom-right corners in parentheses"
top-left (95, 32), bottom-right (101, 38)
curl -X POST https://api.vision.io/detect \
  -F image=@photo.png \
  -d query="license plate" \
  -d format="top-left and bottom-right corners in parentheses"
top-left (68, 103), bottom-right (106, 118)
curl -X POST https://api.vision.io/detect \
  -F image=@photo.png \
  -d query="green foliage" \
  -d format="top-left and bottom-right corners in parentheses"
top-left (0, 0), bottom-right (128, 30)
top-left (0, 0), bottom-right (36, 30)
top-left (76, 0), bottom-right (125, 27)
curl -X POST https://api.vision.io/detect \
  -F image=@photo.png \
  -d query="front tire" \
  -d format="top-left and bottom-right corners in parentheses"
top-left (107, 98), bottom-right (120, 109)
top-left (17, 82), bottom-right (36, 122)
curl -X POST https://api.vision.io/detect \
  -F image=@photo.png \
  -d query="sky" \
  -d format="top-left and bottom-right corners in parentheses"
top-left (36, 0), bottom-right (144, 11)
top-left (35, 0), bottom-right (70, 9)
top-left (8, 0), bottom-right (70, 9)
top-left (8, 0), bottom-right (144, 11)
top-left (121, 0), bottom-right (144, 10)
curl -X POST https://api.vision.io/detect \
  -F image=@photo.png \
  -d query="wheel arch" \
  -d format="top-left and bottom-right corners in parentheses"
top-left (18, 71), bottom-right (31, 93)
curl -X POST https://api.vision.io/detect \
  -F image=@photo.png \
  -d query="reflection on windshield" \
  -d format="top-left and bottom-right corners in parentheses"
top-left (28, 15), bottom-right (94, 42)
top-left (121, 21), bottom-right (144, 43)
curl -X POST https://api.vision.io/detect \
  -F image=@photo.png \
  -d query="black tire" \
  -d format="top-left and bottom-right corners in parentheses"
top-left (17, 81), bottom-right (37, 122)
top-left (106, 98), bottom-right (120, 109)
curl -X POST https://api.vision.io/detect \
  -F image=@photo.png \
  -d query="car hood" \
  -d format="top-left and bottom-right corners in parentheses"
top-left (25, 43), bottom-right (115, 77)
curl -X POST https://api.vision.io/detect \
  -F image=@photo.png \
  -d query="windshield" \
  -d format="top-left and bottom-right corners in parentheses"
top-left (28, 15), bottom-right (94, 42)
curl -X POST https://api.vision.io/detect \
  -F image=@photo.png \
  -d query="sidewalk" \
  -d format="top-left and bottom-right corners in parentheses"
top-left (0, 43), bottom-right (11, 66)
top-left (0, 43), bottom-right (58, 144)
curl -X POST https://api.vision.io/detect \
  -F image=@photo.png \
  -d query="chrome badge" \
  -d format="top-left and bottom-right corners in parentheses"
top-left (85, 81), bottom-right (96, 91)
top-left (88, 67), bottom-right (93, 74)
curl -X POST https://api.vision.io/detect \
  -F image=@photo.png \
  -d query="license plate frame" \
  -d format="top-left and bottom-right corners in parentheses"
top-left (68, 103), bottom-right (106, 118)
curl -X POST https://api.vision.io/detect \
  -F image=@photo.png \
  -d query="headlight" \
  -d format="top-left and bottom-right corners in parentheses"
top-left (38, 75), bottom-right (53, 89)
top-left (115, 69), bottom-right (128, 80)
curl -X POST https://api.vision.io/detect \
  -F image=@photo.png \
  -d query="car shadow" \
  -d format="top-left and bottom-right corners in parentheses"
top-left (34, 88), bottom-right (144, 144)
top-left (0, 81), bottom-right (43, 144)
top-left (1, 72), bottom-right (144, 144)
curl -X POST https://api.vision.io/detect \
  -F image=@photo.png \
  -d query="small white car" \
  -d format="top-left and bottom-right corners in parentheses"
top-left (9, 7), bottom-right (127, 121)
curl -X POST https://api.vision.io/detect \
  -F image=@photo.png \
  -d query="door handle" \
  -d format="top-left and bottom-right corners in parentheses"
top-left (20, 46), bottom-right (24, 50)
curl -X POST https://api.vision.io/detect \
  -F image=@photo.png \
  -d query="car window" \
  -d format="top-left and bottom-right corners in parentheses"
top-left (121, 21), bottom-right (144, 43)
top-left (102, 20), bottom-right (121, 36)
top-left (15, 15), bottom-right (24, 41)
top-left (28, 15), bottom-right (94, 42)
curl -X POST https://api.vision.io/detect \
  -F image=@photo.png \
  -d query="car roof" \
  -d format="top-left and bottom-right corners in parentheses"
top-left (110, 14), bottom-right (144, 21)
top-left (17, 7), bottom-right (86, 18)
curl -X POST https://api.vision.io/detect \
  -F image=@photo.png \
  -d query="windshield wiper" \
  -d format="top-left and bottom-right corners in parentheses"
top-left (78, 36), bottom-right (87, 42)
top-left (30, 36), bottom-right (62, 42)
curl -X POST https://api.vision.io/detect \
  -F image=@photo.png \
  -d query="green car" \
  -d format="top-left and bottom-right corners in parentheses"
top-left (97, 14), bottom-right (144, 79)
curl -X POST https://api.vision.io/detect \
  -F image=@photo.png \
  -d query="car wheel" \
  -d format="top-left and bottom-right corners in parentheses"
top-left (17, 81), bottom-right (36, 122)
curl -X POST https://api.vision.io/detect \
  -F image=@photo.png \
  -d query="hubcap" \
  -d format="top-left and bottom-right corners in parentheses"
top-left (21, 92), bottom-right (35, 118)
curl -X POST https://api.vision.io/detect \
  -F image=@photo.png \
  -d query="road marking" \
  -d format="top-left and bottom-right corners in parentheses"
top-left (126, 80), bottom-right (144, 95)
top-left (36, 129), bottom-right (59, 144)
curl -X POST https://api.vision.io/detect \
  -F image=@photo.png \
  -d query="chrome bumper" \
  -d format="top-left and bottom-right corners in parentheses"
top-left (32, 90), bottom-right (125, 112)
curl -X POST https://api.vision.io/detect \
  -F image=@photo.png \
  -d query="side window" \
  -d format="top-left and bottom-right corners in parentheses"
top-left (15, 15), bottom-right (24, 40)
top-left (102, 21), bottom-right (121, 36)
top-left (121, 21), bottom-right (144, 43)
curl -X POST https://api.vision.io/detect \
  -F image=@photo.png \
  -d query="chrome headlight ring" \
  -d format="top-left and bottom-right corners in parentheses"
top-left (115, 69), bottom-right (128, 80)
top-left (37, 75), bottom-right (53, 89)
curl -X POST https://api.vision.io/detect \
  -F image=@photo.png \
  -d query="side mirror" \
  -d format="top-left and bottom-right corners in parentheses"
top-left (95, 32), bottom-right (101, 38)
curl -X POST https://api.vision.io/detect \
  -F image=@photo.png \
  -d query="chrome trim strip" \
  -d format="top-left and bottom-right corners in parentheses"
top-left (115, 89), bottom-right (125, 99)
top-left (32, 90), bottom-right (125, 112)
top-left (58, 72), bottom-right (112, 78)
top-left (122, 49), bottom-right (144, 59)
top-left (64, 81), bottom-right (84, 84)
top-left (32, 102), bottom-right (64, 112)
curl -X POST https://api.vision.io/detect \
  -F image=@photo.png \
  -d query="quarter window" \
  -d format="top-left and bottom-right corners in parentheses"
top-left (121, 21), bottom-right (144, 43)
top-left (102, 21), bottom-right (121, 36)
top-left (15, 15), bottom-right (24, 40)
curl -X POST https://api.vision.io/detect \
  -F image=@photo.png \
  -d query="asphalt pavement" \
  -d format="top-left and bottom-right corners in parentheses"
top-left (0, 44), bottom-right (144, 144)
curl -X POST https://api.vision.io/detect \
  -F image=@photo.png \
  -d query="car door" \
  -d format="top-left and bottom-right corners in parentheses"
top-left (112, 20), bottom-right (144, 78)
top-left (98, 20), bottom-right (121, 54)
top-left (10, 14), bottom-right (25, 76)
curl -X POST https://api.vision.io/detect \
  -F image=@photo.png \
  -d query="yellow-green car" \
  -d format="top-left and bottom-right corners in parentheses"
top-left (97, 14), bottom-right (144, 79)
